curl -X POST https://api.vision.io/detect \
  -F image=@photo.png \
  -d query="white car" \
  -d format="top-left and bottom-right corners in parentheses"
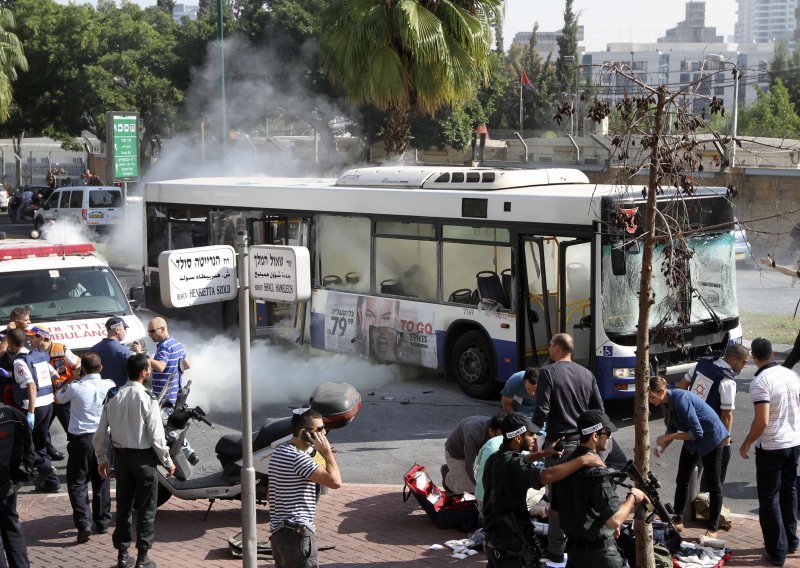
top-left (0, 239), bottom-right (145, 351)
top-left (34, 185), bottom-right (123, 233)
top-left (0, 186), bottom-right (8, 211)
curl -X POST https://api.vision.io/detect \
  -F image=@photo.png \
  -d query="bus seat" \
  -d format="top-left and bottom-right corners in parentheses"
top-left (345, 272), bottom-right (360, 284)
top-left (476, 270), bottom-right (509, 308)
top-left (322, 275), bottom-right (342, 288)
top-left (448, 288), bottom-right (474, 304)
top-left (501, 268), bottom-right (512, 306)
top-left (471, 289), bottom-right (480, 305)
top-left (380, 279), bottom-right (404, 295)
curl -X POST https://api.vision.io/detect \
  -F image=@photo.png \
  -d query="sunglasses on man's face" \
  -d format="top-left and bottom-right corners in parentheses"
top-left (306, 426), bottom-right (326, 433)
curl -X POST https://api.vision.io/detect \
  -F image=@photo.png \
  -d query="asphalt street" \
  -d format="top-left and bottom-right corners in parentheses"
top-left (0, 213), bottom-right (784, 516)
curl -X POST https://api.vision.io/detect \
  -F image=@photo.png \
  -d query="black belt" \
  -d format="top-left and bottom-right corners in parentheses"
top-left (67, 432), bottom-right (94, 439)
top-left (113, 447), bottom-right (152, 453)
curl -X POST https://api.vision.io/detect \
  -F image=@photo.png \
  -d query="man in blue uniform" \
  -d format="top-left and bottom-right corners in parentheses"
top-left (91, 317), bottom-right (141, 388)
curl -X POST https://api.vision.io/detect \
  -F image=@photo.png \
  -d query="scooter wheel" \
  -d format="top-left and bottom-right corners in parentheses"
top-left (29, 230), bottom-right (39, 240)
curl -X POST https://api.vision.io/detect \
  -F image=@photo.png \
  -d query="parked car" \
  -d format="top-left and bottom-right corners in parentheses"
top-left (0, 186), bottom-right (8, 211)
top-left (33, 185), bottom-right (123, 232)
top-left (734, 220), bottom-right (753, 267)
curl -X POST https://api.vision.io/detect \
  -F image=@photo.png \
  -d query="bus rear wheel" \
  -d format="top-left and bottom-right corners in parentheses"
top-left (450, 330), bottom-right (497, 399)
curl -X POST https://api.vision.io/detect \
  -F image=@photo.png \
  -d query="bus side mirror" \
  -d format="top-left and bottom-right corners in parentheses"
top-left (611, 240), bottom-right (640, 276)
top-left (129, 286), bottom-right (145, 309)
top-left (611, 242), bottom-right (626, 275)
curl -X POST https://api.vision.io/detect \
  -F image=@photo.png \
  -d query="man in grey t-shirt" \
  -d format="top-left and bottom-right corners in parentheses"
top-left (442, 414), bottom-right (503, 494)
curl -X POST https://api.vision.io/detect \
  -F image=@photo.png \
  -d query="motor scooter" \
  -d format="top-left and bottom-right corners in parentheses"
top-left (7, 194), bottom-right (36, 224)
top-left (155, 380), bottom-right (361, 511)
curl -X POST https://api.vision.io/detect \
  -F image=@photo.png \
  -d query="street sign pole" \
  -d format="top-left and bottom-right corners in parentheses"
top-left (237, 230), bottom-right (257, 568)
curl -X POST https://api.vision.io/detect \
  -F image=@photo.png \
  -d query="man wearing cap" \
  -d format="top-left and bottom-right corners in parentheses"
top-left (29, 324), bottom-right (80, 462)
top-left (482, 413), bottom-right (605, 567)
top-left (91, 317), bottom-right (140, 389)
top-left (553, 410), bottom-right (648, 568)
top-left (6, 328), bottom-right (60, 493)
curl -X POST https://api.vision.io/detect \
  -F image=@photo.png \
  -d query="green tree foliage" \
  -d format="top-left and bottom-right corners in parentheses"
top-left (554, 0), bottom-right (578, 95)
top-left (738, 78), bottom-right (800, 138)
top-left (769, 41), bottom-right (800, 113)
top-left (0, 6), bottom-right (26, 121)
top-left (320, 0), bottom-right (503, 159)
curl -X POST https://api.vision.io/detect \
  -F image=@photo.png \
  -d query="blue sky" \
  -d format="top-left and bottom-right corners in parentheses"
top-left (55, 0), bottom-right (740, 52)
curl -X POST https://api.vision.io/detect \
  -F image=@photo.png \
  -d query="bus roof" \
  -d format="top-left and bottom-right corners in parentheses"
top-left (144, 168), bottom-right (724, 228)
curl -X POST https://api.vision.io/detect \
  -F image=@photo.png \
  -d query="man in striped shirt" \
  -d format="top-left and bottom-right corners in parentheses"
top-left (267, 408), bottom-right (342, 568)
top-left (145, 318), bottom-right (189, 405)
top-left (145, 318), bottom-right (198, 465)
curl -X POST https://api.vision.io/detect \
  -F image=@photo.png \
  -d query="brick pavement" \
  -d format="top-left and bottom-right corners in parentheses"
top-left (14, 483), bottom-right (796, 567)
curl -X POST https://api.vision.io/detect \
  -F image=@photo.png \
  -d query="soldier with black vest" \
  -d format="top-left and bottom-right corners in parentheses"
top-left (482, 413), bottom-right (604, 567)
top-left (678, 344), bottom-right (749, 487)
top-left (0, 402), bottom-right (34, 567)
top-left (552, 410), bottom-right (648, 568)
top-left (6, 329), bottom-right (60, 493)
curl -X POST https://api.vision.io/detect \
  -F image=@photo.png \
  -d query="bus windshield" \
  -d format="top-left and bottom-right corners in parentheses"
top-left (0, 266), bottom-right (132, 323)
top-left (601, 231), bottom-right (737, 339)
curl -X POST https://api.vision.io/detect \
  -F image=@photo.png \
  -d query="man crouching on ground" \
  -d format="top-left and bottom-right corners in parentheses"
top-left (267, 408), bottom-right (341, 568)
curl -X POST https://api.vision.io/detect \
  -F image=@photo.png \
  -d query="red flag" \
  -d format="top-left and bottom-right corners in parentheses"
top-left (520, 69), bottom-right (536, 92)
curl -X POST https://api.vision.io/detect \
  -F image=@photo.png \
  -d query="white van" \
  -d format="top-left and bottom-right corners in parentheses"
top-left (33, 186), bottom-right (123, 232)
top-left (0, 239), bottom-right (145, 351)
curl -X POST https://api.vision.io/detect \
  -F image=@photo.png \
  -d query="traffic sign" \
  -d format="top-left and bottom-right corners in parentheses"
top-left (249, 245), bottom-right (310, 303)
top-left (106, 112), bottom-right (139, 181)
top-left (158, 245), bottom-right (237, 308)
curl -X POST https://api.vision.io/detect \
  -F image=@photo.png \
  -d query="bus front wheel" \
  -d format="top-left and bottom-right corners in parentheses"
top-left (450, 330), bottom-right (497, 399)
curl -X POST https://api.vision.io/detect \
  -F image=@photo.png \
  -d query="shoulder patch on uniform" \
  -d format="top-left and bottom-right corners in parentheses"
top-left (103, 386), bottom-right (120, 404)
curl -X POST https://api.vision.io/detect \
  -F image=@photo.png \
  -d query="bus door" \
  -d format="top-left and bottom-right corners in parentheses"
top-left (249, 215), bottom-right (310, 341)
top-left (559, 239), bottom-right (592, 367)
top-left (518, 237), bottom-right (553, 367)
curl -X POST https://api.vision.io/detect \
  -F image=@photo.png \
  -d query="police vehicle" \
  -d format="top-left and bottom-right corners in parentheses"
top-left (0, 239), bottom-right (146, 351)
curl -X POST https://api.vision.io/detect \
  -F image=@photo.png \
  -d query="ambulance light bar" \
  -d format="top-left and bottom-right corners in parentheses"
top-left (0, 243), bottom-right (95, 260)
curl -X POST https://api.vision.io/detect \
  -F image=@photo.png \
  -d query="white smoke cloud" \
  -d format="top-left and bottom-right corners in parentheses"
top-left (156, 319), bottom-right (402, 412)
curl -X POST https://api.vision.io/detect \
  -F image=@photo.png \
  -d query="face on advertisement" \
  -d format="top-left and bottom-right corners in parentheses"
top-left (361, 296), bottom-right (397, 357)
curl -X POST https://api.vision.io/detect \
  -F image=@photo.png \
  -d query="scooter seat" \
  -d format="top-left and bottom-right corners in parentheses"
top-left (214, 417), bottom-right (293, 462)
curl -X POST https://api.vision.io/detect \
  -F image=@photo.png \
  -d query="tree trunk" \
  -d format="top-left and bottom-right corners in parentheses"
top-left (383, 105), bottom-right (412, 163)
top-left (633, 85), bottom-right (668, 568)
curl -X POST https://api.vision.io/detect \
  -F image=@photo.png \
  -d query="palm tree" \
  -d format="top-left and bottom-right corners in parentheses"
top-left (0, 7), bottom-right (27, 122)
top-left (321, 0), bottom-right (503, 160)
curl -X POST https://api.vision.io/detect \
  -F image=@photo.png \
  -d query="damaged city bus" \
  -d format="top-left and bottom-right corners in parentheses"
top-left (141, 166), bottom-right (741, 399)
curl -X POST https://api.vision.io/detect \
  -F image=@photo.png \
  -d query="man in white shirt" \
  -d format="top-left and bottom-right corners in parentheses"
top-left (740, 337), bottom-right (800, 567)
top-left (93, 353), bottom-right (175, 568)
top-left (57, 352), bottom-right (115, 544)
top-left (6, 328), bottom-right (60, 493)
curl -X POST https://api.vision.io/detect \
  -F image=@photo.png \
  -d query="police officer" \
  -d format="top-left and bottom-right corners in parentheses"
top-left (0, 402), bottom-right (34, 567)
top-left (677, 344), bottom-right (749, 487)
top-left (7, 329), bottom-right (60, 493)
top-left (482, 413), bottom-right (604, 567)
top-left (93, 353), bottom-right (174, 568)
top-left (553, 410), bottom-right (648, 568)
top-left (29, 325), bottom-right (80, 462)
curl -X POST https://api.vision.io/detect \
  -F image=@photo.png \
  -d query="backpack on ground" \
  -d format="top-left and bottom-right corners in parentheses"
top-left (402, 463), bottom-right (479, 532)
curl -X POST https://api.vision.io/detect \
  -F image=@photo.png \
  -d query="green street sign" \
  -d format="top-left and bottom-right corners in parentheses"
top-left (107, 113), bottom-right (139, 181)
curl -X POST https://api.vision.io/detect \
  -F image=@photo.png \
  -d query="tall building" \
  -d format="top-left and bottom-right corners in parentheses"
top-left (736, 0), bottom-right (797, 44)
top-left (511, 26), bottom-right (585, 61)
top-left (659, 2), bottom-right (723, 43)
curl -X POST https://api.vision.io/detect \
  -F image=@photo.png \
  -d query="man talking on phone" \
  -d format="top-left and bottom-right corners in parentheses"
top-left (267, 407), bottom-right (342, 568)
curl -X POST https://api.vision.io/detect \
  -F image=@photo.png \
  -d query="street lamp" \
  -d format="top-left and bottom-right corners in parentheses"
top-left (705, 53), bottom-right (740, 168)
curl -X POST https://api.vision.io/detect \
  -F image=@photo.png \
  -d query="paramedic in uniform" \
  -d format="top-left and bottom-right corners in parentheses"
top-left (677, 344), bottom-right (749, 487)
top-left (482, 413), bottom-right (604, 567)
top-left (7, 329), bottom-right (60, 493)
top-left (552, 410), bottom-right (648, 568)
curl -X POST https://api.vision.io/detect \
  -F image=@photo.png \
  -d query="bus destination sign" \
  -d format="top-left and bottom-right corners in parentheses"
top-left (249, 245), bottom-right (311, 303)
top-left (158, 245), bottom-right (237, 308)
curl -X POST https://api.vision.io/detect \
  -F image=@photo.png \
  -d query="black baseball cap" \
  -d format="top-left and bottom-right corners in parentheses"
top-left (578, 410), bottom-right (618, 436)
top-left (105, 316), bottom-right (129, 330)
top-left (501, 412), bottom-right (537, 439)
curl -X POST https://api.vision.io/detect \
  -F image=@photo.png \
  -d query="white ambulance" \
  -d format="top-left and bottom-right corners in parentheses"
top-left (0, 240), bottom-right (146, 350)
